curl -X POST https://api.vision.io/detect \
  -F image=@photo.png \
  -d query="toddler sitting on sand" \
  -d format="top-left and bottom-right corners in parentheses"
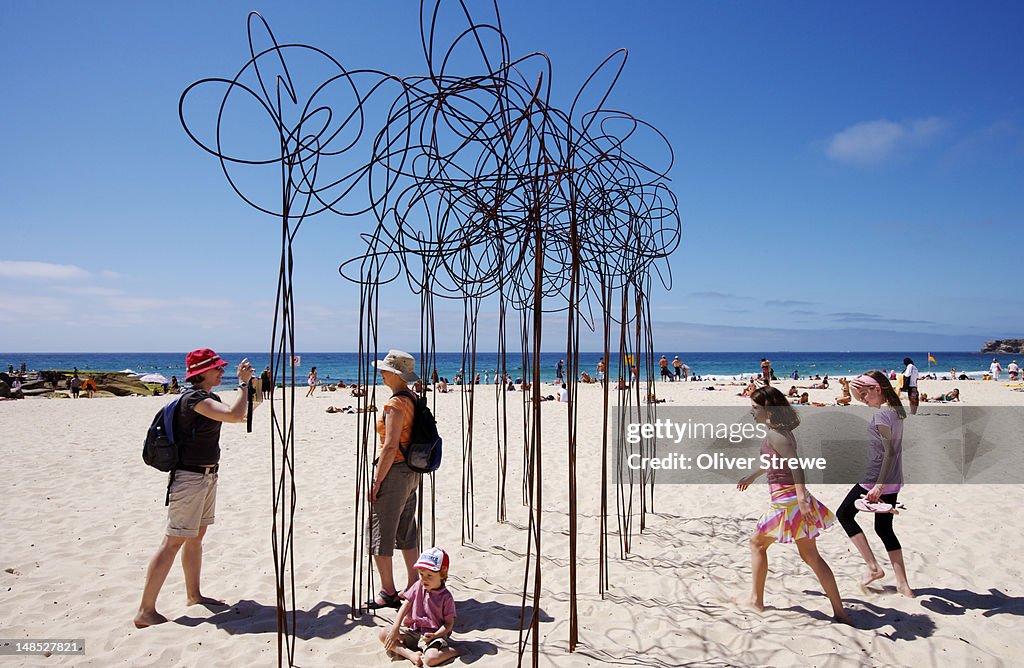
top-left (380, 547), bottom-right (460, 666)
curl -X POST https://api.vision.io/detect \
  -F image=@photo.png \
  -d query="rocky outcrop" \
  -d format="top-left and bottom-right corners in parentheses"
top-left (4, 371), bottom-right (153, 398)
top-left (981, 339), bottom-right (1024, 354)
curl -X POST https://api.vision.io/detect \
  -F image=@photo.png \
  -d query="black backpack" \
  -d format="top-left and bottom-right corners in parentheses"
top-left (142, 392), bottom-right (195, 472)
top-left (394, 390), bottom-right (442, 474)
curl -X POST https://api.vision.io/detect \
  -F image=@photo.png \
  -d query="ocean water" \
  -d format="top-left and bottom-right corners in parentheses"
top-left (1, 351), bottom-right (1004, 391)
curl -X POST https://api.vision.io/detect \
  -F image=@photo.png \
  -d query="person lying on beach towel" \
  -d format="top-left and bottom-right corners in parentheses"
top-left (921, 389), bottom-right (959, 402)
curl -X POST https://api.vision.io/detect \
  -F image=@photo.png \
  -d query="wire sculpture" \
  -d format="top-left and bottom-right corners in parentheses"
top-left (180, 1), bottom-right (680, 665)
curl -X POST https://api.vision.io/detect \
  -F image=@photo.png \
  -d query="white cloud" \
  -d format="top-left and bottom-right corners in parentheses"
top-left (0, 295), bottom-right (70, 321)
top-left (826, 117), bottom-right (948, 164)
top-left (0, 260), bottom-right (91, 281)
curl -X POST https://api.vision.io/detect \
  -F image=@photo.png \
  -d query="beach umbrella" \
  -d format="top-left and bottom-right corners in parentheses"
top-left (138, 373), bottom-right (169, 384)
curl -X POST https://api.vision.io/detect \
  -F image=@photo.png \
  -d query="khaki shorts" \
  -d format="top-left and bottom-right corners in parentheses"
top-left (166, 471), bottom-right (218, 538)
top-left (370, 464), bottom-right (420, 556)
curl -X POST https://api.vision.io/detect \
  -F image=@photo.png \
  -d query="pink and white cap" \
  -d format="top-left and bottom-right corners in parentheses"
top-left (413, 547), bottom-right (450, 573)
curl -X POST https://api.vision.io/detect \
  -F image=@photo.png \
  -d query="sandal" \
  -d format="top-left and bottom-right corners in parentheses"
top-left (365, 589), bottom-right (401, 610)
top-left (855, 497), bottom-right (896, 514)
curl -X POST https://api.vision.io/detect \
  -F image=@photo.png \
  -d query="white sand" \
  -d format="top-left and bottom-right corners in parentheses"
top-left (1, 376), bottom-right (1021, 666)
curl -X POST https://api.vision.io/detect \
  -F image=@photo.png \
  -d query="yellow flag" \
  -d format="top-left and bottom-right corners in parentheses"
top-left (928, 353), bottom-right (937, 364)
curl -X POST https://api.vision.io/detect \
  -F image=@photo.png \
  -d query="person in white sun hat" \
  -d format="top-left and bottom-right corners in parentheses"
top-left (366, 350), bottom-right (422, 610)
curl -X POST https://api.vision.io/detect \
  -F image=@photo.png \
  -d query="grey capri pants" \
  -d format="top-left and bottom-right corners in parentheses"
top-left (370, 464), bottom-right (421, 556)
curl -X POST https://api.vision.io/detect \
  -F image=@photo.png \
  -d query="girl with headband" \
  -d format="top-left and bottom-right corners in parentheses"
top-left (838, 371), bottom-right (914, 597)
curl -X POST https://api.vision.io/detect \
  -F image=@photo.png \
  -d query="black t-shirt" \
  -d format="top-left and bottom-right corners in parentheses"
top-left (175, 389), bottom-right (223, 465)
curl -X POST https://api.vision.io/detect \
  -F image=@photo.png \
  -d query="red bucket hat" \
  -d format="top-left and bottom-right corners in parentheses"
top-left (185, 348), bottom-right (228, 380)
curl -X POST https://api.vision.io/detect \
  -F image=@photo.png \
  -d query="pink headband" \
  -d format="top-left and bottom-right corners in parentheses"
top-left (851, 374), bottom-right (879, 388)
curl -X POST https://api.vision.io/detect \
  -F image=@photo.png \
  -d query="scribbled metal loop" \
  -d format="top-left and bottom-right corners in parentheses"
top-left (181, 1), bottom-right (681, 665)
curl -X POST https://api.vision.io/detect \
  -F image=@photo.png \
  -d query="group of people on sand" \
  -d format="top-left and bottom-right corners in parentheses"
top-left (658, 354), bottom-right (690, 381)
top-left (134, 347), bottom-right (935, 654)
top-left (363, 350), bottom-right (461, 665)
top-left (988, 358), bottom-right (1020, 381)
top-left (737, 371), bottom-right (914, 623)
top-left (135, 348), bottom-right (459, 666)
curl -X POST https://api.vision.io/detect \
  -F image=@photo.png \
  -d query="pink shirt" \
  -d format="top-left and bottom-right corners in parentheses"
top-left (401, 580), bottom-right (456, 633)
top-left (760, 432), bottom-right (796, 491)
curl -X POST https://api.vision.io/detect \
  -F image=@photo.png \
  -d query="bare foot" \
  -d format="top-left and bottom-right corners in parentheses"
top-left (897, 584), bottom-right (916, 598)
top-left (739, 594), bottom-right (765, 612)
top-left (133, 610), bottom-right (168, 628)
top-left (861, 566), bottom-right (885, 587)
top-left (832, 610), bottom-right (853, 626)
top-left (187, 595), bottom-right (227, 607)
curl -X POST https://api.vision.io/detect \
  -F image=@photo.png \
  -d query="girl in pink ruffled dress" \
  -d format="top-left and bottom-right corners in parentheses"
top-left (737, 386), bottom-right (848, 622)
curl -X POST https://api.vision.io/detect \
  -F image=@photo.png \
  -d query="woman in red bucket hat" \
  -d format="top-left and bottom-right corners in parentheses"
top-left (134, 348), bottom-right (259, 628)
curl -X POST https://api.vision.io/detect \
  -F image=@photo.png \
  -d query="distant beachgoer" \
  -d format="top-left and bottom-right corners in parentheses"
top-left (990, 358), bottom-right (1002, 381)
top-left (597, 357), bottom-right (606, 384)
top-left (922, 388), bottom-right (960, 402)
top-left (659, 355), bottom-right (670, 380)
top-left (580, 371), bottom-right (595, 384)
top-left (134, 349), bottom-right (258, 628)
top-left (70, 374), bottom-right (82, 399)
top-left (672, 356), bottom-right (682, 380)
top-left (557, 383), bottom-right (569, 403)
top-left (737, 386), bottom-right (847, 622)
top-left (760, 358), bottom-right (772, 385)
top-left (556, 359), bottom-right (564, 382)
top-left (793, 392), bottom-right (809, 405)
top-left (260, 367), bottom-right (272, 399)
top-left (840, 371), bottom-right (914, 598)
top-left (169, 376), bottom-right (180, 394)
top-left (306, 367), bottom-right (319, 397)
top-left (680, 363), bottom-right (690, 381)
top-left (82, 377), bottom-right (97, 398)
top-left (787, 385), bottom-right (798, 398)
top-left (792, 369), bottom-right (799, 381)
top-left (474, 373), bottom-right (480, 385)
top-left (901, 358), bottom-right (919, 415)
top-left (1008, 361), bottom-right (1020, 381)
top-left (836, 378), bottom-right (852, 406)
top-left (630, 365), bottom-right (639, 383)
top-left (738, 380), bottom-right (758, 397)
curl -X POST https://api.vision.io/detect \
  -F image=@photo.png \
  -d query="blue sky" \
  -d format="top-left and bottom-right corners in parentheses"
top-left (1, 1), bottom-right (1021, 352)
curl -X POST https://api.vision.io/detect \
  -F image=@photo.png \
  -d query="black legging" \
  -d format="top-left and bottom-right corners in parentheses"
top-left (836, 484), bottom-right (902, 552)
